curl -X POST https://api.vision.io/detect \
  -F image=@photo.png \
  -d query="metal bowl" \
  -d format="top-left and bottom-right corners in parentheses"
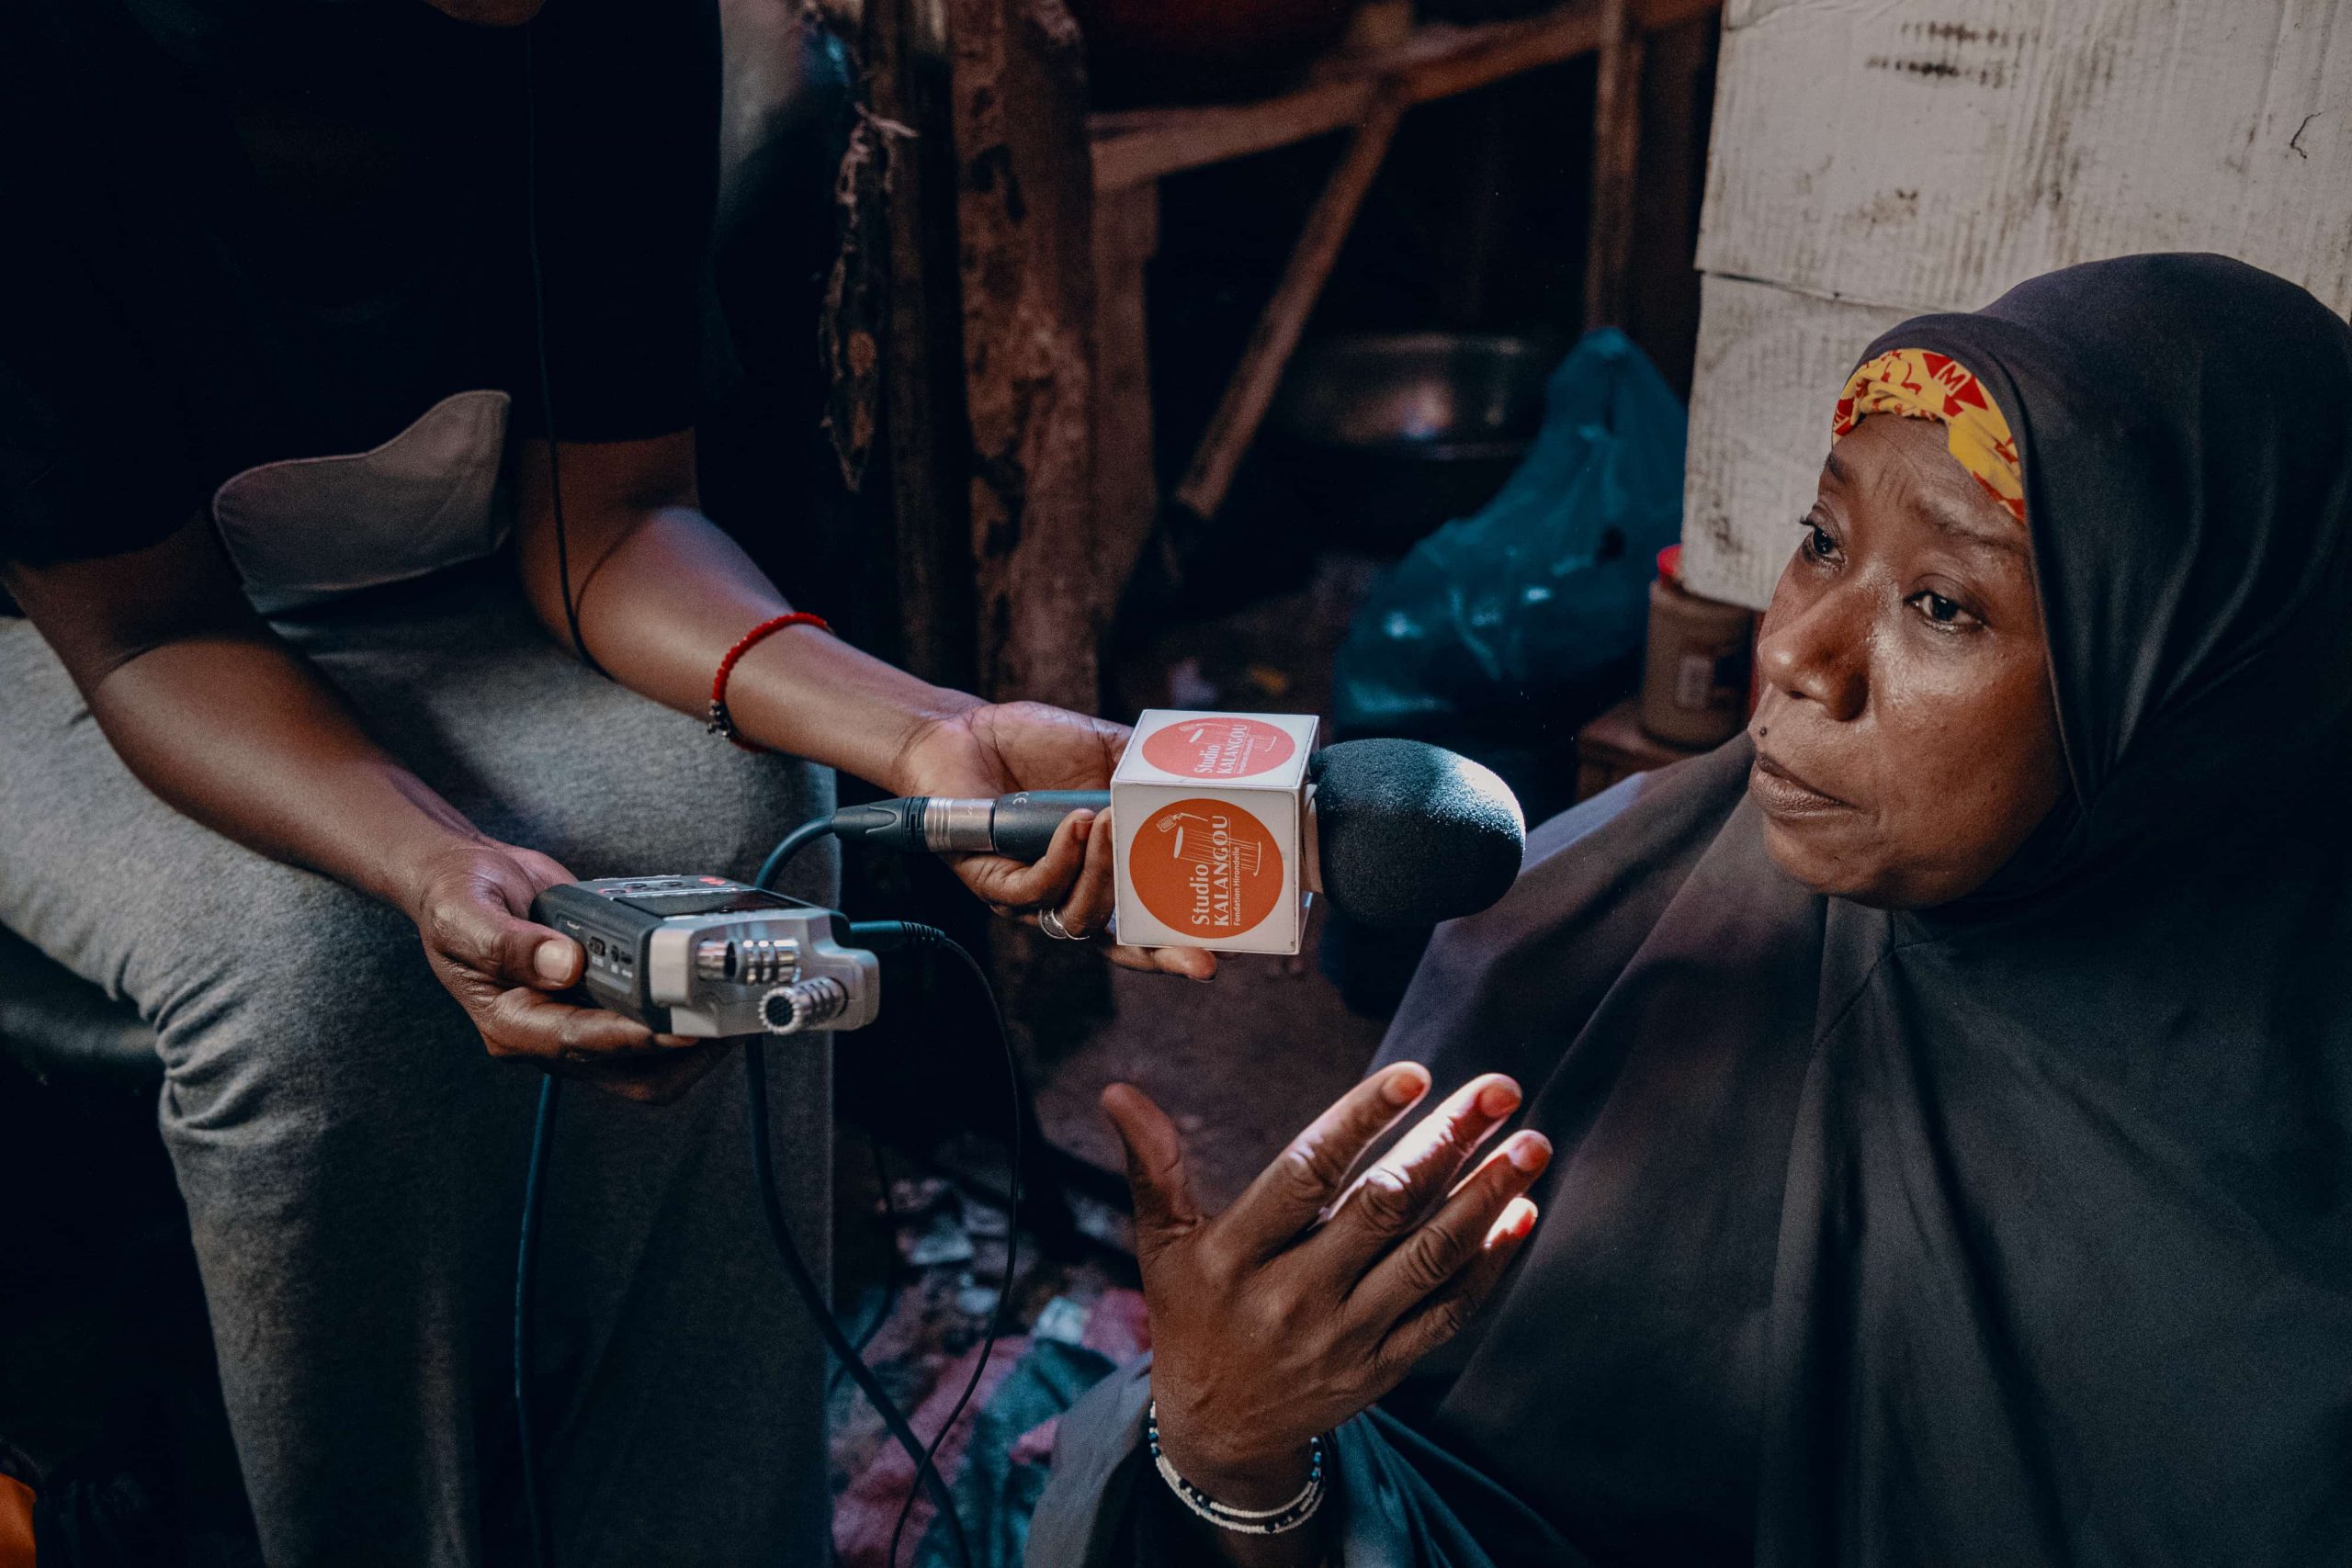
top-left (1273, 333), bottom-right (1554, 451)
top-left (1269, 333), bottom-right (1555, 548)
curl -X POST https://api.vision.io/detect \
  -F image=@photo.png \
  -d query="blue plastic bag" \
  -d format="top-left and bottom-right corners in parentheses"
top-left (1333, 329), bottom-right (1686, 740)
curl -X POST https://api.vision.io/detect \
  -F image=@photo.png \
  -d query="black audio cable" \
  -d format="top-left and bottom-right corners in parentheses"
top-left (835, 923), bottom-right (1027, 1568)
top-left (514, 30), bottom-right (585, 1567)
top-left (516, 1033), bottom-right (978, 1568)
top-left (756, 820), bottom-right (1026, 1568)
top-left (754, 815), bottom-right (841, 895)
top-left (522, 26), bottom-right (604, 680)
top-left (746, 1038), bottom-right (976, 1568)
top-left (515, 1076), bottom-right (561, 1568)
top-left (512, 840), bottom-right (1015, 1568)
top-left (836, 1128), bottom-right (903, 1396)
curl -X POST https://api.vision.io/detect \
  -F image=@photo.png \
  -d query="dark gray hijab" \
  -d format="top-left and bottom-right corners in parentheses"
top-left (1033, 254), bottom-right (2352, 1566)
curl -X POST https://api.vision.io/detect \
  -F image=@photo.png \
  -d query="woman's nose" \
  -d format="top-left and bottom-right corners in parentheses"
top-left (1756, 586), bottom-right (1868, 723)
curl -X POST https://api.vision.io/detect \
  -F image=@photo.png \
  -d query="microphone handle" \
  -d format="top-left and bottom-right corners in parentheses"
top-left (829, 792), bottom-right (1107, 856)
top-left (986, 791), bottom-right (1108, 860)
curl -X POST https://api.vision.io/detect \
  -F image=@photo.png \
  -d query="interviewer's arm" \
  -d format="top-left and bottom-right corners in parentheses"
top-left (514, 430), bottom-right (1213, 977)
top-left (2, 521), bottom-right (715, 1100)
top-left (513, 433), bottom-right (971, 793)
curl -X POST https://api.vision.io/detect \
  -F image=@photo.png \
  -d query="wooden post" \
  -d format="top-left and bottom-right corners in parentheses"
top-left (949, 0), bottom-right (1102, 714)
top-left (1090, 180), bottom-right (1162, 664)
top-left (1171, 92), bottom-right (1408, 524)
top-left (1626, 11), bottom-right (1716, 396)
top-left (949, 0), bottom-right (1111, 1057)
top-left (1584, 0), bottom-right (1645, 328)
top-left (870, 0), bottom-right (979, 689)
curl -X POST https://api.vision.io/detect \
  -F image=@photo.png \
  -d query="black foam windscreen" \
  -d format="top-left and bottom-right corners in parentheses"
top-left (1309, 739), bottom-right (1526, 928)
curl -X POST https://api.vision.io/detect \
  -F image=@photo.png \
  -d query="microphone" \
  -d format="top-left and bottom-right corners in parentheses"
top-left (829, 739), bottom-right (1526, 928)
top-left (831, 790), bottom-right (1106, 863)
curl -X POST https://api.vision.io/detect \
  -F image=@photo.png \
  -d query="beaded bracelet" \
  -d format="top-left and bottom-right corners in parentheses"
top-left (1147, 1401), bottom-right (1328, 1536)
top-left (707, 612), bottom-right (833, 753)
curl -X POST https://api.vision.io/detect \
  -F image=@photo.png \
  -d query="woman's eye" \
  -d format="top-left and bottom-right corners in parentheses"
top-left (1909, 591), bottom-right (1979, 630)
top-left (1800, 519), bottom-right (1839, 561)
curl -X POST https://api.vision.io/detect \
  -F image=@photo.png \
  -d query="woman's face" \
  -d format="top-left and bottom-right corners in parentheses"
top-left (1747, 413), bottom-right (2067, 908)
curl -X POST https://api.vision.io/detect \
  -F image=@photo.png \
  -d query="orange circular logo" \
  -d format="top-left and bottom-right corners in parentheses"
top-left (1138, 716), bottom-right (1298, 781)
top-left (1127, 799), bottom-right (1285, 937)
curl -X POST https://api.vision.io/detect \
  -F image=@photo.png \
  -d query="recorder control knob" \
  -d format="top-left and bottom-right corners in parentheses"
top-left (761, 977), bottom-right (849, 1035)
top-left (694, 936), bottom-right (800, 985)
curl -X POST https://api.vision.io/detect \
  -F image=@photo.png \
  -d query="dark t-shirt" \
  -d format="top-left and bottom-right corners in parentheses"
top-left (0, 0), bottom-right (719, 568)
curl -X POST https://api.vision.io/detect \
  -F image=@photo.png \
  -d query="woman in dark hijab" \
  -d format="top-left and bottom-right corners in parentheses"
top-left (1029, 253), bottom-right (2352, 1567)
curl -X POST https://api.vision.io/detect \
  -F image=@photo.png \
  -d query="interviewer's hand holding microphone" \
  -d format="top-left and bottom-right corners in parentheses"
top-left (887, 699), bottom-right (1217, 979)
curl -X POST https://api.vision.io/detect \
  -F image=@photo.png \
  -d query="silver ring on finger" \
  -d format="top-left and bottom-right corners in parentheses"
top-left (1038, 905), bottom-right (1084, 942)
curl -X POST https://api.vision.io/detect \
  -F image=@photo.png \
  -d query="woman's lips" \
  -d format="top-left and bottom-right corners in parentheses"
top-left (1749, 751), bottom-right (1854, 817)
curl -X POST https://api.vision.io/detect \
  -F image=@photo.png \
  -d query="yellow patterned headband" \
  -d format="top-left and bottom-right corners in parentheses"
top-left (1832, 349), bottom-right (2026, 525)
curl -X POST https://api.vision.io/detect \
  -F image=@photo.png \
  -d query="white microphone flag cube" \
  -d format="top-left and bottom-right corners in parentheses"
top-left (1109, 710), bottom-right (1320, 955)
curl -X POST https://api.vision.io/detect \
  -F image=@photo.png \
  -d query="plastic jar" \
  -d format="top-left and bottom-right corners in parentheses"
top-left (1640, 545), bottom-right (1755, 749)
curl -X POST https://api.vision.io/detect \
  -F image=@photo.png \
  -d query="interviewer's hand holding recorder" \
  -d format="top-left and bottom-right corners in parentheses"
top-left (405, 679), bottom-right (1211, 1103)
top-left (9, 434), bottom-right (1207, 1107)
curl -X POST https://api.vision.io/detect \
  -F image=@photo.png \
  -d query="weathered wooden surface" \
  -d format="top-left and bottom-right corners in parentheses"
top-left (1089, 180), bottom-right (1162, 665)
top-left (949, 0), bottom-right (1113, 1051)
top-left (820, 114), bottom-right (887, 495)
top-left (1581, 0), bottom-right (1643, 326)
top-left (1625, 12), bottom-right (1714, 397)
top-left (875, 0), bottom-right (978, 688)
top-left (949, 0), bottom-right (1102, 712)
top-left (814, 0), bottom-right (979, 686)
top-left (1087, 0), bottom-right (1722, 193)
top-left (1697, 0), bottom-right (2352, 320)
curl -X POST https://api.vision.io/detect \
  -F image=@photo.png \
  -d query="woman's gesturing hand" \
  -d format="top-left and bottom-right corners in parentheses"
top-left (1103, 1064), bottom-right (1549, 1513)
top-left (404, 836), bottom-right (724, 1104)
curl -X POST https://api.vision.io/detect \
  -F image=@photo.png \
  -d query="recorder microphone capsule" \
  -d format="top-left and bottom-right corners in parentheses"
top-left (762, 976), bottom-right (850, 1035)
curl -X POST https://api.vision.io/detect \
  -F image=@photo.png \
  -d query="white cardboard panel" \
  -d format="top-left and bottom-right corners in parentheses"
top-left (1698, 0), bottom-right (2352, 317)
top-left (1108, 784), bottom-right (1304, 953)
top-left (1679, 275), bottom-right (1913, 609)
top-left (1112, 710), bottom-right (1317, 787)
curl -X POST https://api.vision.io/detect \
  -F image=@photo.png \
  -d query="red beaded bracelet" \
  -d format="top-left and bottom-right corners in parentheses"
top-left (708, 612), bottom-right (834, 752)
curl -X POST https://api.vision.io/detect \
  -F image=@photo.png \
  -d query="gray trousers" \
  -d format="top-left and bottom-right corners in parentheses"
top-left (0, 567), bottom-right (836, 1567)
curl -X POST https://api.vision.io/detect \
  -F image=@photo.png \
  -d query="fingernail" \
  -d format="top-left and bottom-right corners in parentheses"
top-left (1507, 1133), bottom-right (1551, 1173)
top-left (656, 1033), bottom-right (696, 1049)
top-left (1477, 1078), bottom-right (1521, 1118)
top-left (1384, 1065), bottom-right (1430, 1104)
top-left (1504, 1196), bottom-right (1538, 1238)
top-left (534, 941), bottom-right (573, 982)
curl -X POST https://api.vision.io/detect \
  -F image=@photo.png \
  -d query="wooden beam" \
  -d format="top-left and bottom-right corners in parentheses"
top-left (1087, 0), bottom-right (1721, 192)
top-left (1171, 92), bottom-right (1407, 523)
top-left (1583, 0), bottom-right (1644, 326)
top-left (1089, 181), bottom-right (1162, 661)
top-left (876, 0), bottom-right (978, 688)
top-left (1626, 12), bottom-right (1716, 394)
